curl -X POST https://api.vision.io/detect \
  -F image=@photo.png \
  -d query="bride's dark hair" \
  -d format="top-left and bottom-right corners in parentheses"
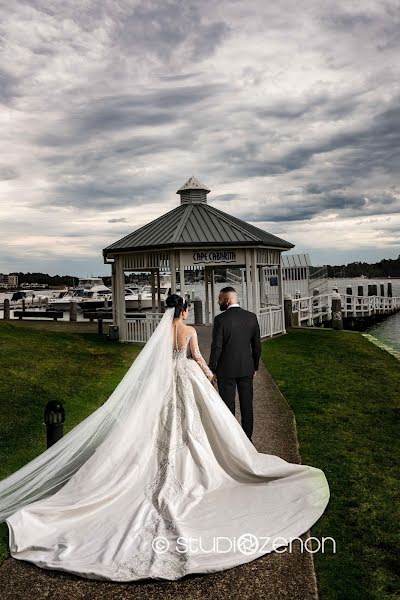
top-left (166, 294), bottom-right (188, 319)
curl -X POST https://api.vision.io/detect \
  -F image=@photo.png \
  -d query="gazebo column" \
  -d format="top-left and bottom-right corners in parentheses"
top-left (278, 256), bottom-right (286, 334)
top-left (150, 269), bottom-right (156, 313)
top-left (156, 269), bottom-right (162, 312)
top-left (111, 261), bottom-right (117, 324)
top-left (179, 252), bottom-right (185, 298)
top-left (241, 268), bottom-right (247, 309)
top-left (204, 267), bottom-right (210, 325)
top-left (114, 255), bottom-right (126, 341)
top-left (258, 266), bottom-right (264, 308)
top-left (252, 249), bottom-right (260, 317)
top-left (210, 268), bottom-right (216, 322)
top-left (170, 251), bottom-right (177, 294)
top-left (245, 249), bottom-right (253, 312)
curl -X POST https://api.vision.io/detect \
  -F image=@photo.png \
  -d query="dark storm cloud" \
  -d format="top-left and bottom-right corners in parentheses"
top-left (111, 1), bottom-right (230, 62)
top-left (160, 72), bottom-right (203, 81)
top-left (304, 182), bottom-right (348, 195)
top-left (35, 83), bottom-right (226, 147)
top-left (256, 93), bottom-right (329, 120)
top-left (212, 194), bottom-right (240, 202)
top-left (0, 165), bottom-right (19, 180)
top-left (51, 180), bottom-right (167, 210)
top-left (0, 69), bottom-right (20, 104)
top-left (323, 11), bottom-right (375, 31)
top-left (211, 93), bottom-right (400, 193)
top-left (241, 190), bottom-right (399, 223)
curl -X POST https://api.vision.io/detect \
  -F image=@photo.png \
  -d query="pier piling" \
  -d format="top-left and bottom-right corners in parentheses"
top-left (69, 301), bottom-right (77, 321)
top-left (3, 298), bottom-right (10, 320)
top-left (331, 292), bottom-right (343, 330)
top-left (284, 294), bottom-right (293, 328)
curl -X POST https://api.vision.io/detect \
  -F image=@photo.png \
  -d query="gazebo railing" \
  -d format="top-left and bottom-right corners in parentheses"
top-left (125, 313), bottom-right (163, 343)
top-left (258, 305), bottom-right (284, 338)
top-left (123, 306), bottom-right (286, 343)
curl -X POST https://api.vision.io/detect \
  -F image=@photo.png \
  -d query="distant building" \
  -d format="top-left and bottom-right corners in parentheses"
top-left (0, 274), bottom-right (18, 288)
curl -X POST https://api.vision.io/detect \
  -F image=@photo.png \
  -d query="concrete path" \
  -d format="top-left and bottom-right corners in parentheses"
top-left (0, 326), bottom-right (319, 600)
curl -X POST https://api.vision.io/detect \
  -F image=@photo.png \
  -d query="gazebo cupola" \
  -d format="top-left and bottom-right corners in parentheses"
top-left (177, 176), bottom-right (210, 204)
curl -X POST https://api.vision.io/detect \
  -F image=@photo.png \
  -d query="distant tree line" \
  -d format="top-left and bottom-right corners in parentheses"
top-left (325, 254), bottom-right (400, 278)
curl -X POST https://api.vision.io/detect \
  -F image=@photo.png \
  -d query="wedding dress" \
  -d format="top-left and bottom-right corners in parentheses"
top-left (1, 308), bottom-right (329, 581)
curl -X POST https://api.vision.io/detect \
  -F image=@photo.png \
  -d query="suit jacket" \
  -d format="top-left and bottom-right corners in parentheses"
top-left (208, 307), bottom-right (261, 378)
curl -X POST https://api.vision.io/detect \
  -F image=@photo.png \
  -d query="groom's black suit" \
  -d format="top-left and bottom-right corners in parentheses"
top-left (208, 306), bottom-right (261, 440)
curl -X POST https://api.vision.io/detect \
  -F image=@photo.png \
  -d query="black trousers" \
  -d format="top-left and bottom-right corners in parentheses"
top-left (217, 375), bottom-right (254, 440)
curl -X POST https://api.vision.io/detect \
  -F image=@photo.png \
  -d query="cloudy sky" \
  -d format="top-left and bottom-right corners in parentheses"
top-left (0, 0), bottom-right (399, 276)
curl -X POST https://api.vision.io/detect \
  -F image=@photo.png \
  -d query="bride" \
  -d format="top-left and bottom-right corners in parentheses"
top-left (0, 294), bottom-right (330, 582)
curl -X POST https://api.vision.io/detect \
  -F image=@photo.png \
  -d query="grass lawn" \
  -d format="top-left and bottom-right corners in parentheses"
top-left (0, 320), bottom-right (141, 562)
top-left (262, 328), bottom-right (400, 600)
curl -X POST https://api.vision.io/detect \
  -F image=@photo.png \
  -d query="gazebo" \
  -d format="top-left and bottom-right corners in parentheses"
top-left (102, 177), bottom-right (295, 342)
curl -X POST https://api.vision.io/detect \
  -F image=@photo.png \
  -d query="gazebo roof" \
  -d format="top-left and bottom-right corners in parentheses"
top-left (103, 178), bottom-right (295, 255)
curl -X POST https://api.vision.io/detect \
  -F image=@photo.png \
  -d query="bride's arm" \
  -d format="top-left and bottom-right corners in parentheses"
top-left (188, 327), bottom-right (214, 380)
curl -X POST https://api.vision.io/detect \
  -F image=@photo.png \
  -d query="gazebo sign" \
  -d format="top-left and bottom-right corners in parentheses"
top-left (182, 249), bottom-right (245, 266)
top-left (194, 249), bottom-right (236, 264)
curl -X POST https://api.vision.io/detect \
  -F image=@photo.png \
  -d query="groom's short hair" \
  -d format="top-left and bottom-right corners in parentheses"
top-left (220, 286), bottom-right (236, 294)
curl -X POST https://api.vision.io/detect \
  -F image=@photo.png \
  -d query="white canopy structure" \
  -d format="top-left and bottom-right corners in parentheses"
top-left (103, 177), bottom-right (295, 342)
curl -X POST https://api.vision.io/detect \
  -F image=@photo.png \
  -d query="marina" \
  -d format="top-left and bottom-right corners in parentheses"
top-left (1, 182), bottom-right (399, 349)
top-left (2, 275), bottom-right (399, 348)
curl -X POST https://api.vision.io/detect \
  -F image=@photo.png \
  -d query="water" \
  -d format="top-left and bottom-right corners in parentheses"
top-left (326, 277), bottom-right (400, 354)
top-left (363, 312), bottom-right (400, 355)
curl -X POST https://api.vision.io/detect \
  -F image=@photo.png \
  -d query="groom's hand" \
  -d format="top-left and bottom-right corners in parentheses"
top-left (253, 371), bottom-right (257, 378)
top-left (211, 374), bottom-right (218, 384)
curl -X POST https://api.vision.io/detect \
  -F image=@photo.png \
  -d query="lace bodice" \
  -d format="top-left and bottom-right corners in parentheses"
top-left (172, 325), bottom-right (213, 379)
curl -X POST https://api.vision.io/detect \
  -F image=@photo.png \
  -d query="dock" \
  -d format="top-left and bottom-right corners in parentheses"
top-left (290, 293), bottom-right (400, 330)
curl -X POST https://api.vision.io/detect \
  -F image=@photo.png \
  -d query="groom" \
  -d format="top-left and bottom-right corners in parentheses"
top-left (208, 287), bottom-right (261, 442)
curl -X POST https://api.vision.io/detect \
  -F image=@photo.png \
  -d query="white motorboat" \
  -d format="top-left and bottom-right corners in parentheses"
top-left (8, 289), bottom-right (48, 307)
top-left (138, 286), bottom-right (170, 309)
top-left (124, 286), bottom-right (170, 310)
top-left (77, 285), bottom-right (112, 310)
top-left (78, 277), bottom-right (106, 289)
top-left (48, 285), bottom-right (111, 311)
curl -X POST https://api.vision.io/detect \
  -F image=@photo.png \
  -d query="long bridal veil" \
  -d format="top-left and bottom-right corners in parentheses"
top-left (0, 308), bottom-right (175, 522)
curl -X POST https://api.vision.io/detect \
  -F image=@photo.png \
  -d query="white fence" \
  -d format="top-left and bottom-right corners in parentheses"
top-left (259, 306), bottom-right (284, 338)
top-left (292, 294), bottom-right (400, 325)
top-left (341, 294), bottom-right (400, 316)
top-left (125, 313), bottom-right (163, 342)
top-left (292, 294), bottom-right (332, 325)
top-left (121, 294), bottom-right (400, 342)
top-left (124, 307), bottom-right (285, 342)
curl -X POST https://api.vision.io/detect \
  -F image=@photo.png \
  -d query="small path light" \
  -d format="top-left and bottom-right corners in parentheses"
top-left (44, 400), bottom-right (65, 448)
